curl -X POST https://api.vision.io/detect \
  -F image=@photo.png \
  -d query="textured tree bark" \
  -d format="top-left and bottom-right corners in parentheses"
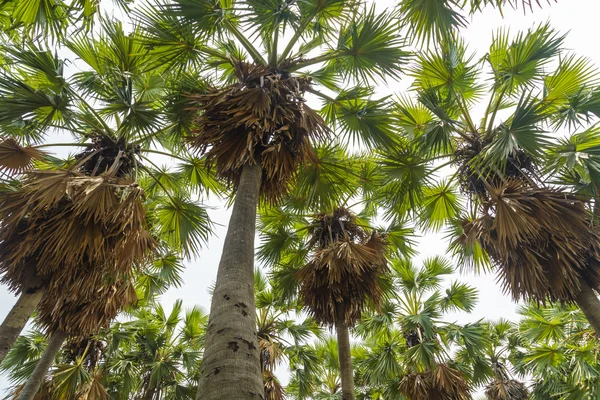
top-left (335, 305), bottom-right (355, 400)
top-left (0, 287), bottom-right (44, 364)
top-left (18, 329), bottom-right (67, 400)
top-left (196, 164), bottom-right (264, 400)
top-left (575, 279), bottom-right (600, 336)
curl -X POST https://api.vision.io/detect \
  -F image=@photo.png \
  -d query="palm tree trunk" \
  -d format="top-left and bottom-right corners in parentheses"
top-left (196, 164), bottom-right (263, 400)
top-left (0, 287), bottom-right (44, 364)
top-left (18, 330), bottom-right (67, 400)
top-left (575, 279), bottom-right (600, 335)
top-left (335, 305), bottom-right (355, 400)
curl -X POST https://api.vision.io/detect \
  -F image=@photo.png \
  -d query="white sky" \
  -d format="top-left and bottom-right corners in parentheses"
top-left (1, 0), bottom-right (600, 394)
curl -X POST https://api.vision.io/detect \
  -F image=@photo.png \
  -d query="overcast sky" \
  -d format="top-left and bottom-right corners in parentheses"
top-left (1, 0), bottom-right (600, 393)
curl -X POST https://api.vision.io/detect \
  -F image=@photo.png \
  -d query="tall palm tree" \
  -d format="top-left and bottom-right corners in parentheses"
top-left (133, 2), bottom-right (409, 398)
top-left (0, 22), bottom-right (215, 398)
top-left (396, 25), bottom-right (600, 333)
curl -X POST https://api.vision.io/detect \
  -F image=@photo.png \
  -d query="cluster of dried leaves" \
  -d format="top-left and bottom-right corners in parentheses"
top-left (0, 138), bottom-right (154, 337)
top-left (460, 180), bottom-right (600, 302)
top-left (484, 378), bottom-right (529, 400)
top-left (262, 369), bottom-right (285, 400)
top-left (188, 62), bottom-right (328, 201)
top-left (398, 363), bottom-right (470, 400)
top-left (297, 208), bottom-right (388, 327)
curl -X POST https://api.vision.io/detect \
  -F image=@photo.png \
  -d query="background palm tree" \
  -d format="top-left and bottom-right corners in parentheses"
top-left (254, 270), bottom-right (323, 400)
top-left (393, 24), bottom-right (600, 333)
top-left (1, 299), bottom-right (208, 399)
top-left (352, 257), bottom-right (477, 399)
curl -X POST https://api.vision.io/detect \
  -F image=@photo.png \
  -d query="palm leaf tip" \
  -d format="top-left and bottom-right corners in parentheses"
top-left (188, 62), bottom-right (329, 202)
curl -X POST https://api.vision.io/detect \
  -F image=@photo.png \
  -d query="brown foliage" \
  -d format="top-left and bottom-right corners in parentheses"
top-left (188, 62), bottom-right (328, 201)
top-left (0, 138), bottom-right (46, 174)
top-left (296, 208), bottom-right (388, 326)
top-left (484, 378), bottom-right (529, 400)
top-left (262, 370), bottom-right (285, 400)
top-left (461, 180), bottom-right (600, 302)
top-left (453, 135), bottom-right (534, 198)
top-left (0, 169), bottom-right (154, 335)
top-left (399, 363), bottom-right (470, 400)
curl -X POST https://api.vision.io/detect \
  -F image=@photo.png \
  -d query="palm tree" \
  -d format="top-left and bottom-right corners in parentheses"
top-left (293, 208), bottom-right (388, 400)
top-left (398, 25), bottom-right (600, 333)
top-left (132, 2), bottom-right (410, 398)
top-left (1, 299), bottom-right (208, 399)
top-left (0, 22), bottom-right (215, 398)
top-left (512, 303), bottom-right (600, 399)
top-left (353, 257), bottom-right (478, 399)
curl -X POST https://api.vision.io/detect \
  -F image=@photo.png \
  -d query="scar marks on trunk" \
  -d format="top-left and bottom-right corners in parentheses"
top-left (235, 336), bottom-right (256, 351)
top-left (248, 391), bottom-right (265, 399)
top-left (234, 302), bottom-right (248, 316)
top-left (223, 294), bottom-right (231, 300)
top-left (227, 341), bottom-right (240, 352)
top-left (226, 336), bottom-right (257, 354)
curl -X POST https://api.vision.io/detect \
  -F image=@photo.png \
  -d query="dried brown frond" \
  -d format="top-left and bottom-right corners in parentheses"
top-left (399, 363), bottom-right (470, 400)
top-left (0, 167), bottom-right (154, 335)
top-left (470, 180), bottom-right (600, 302)
top-left (8, 379), bottom-right (53, 399)
top-left (297, 208), bottom-right (388, 326)
top-left (484, 378), bottom-right (529, 400)
top-left (0, 170), bottom-right (154, 284)
top-left (308, 208), bottom-right (366, 249)
top-left (38, 273), bottom-right (137, 337)
top-left (76, 371), bottom-right (109, 400)
top-left (263, 370), bottom-right (285, 400)
top-left (258, 337), bottom-right (283, 373)
top-left (188, 62), bottom-right (328, 201)
top-left (0, 138), bottom-right (46, 174)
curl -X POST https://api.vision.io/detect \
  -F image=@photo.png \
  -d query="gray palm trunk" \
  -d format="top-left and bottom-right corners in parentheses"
top-left (0, 287), bottom-right (45, 364)
top-left (17, 329), bottom-right (67, 400)
top-left (196, 164), bottom-right (264, 400)
top-left (335, 305), bottom-right (355, 400)
top-left (575, 278), bottom-right (600, 335)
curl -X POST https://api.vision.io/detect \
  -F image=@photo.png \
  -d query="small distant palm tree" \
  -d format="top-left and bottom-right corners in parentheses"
top-left (292, 207), bottom-right (388, 400)
top-left (354, 257), bottom-right (477, 399)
